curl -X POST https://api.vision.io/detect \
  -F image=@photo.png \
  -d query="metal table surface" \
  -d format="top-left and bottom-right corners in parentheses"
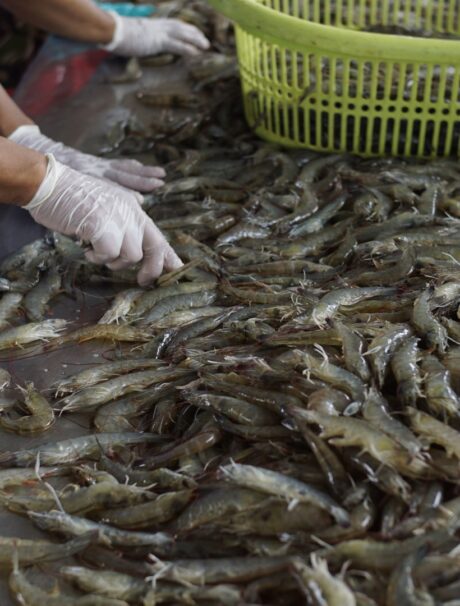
top-left (0, 42), bottom-right (191, 604)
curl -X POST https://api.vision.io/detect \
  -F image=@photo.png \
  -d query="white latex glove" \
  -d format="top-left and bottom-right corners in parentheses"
top-left (9, 125), bottom-right (164, 193)
top-left (102, 13), bottom-right (210, 57)
top-left (26, 154), bottom-right (182, 286)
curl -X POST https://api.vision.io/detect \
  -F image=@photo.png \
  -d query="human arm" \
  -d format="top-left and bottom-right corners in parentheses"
top-left (0, 144), bottom-right (181, 284)
top-left (0, 82), bottom-right (165, 192)
top-left (0, 138), bottom-right (46, 205)
top-left (0, 85), bottom-right (34, 137)
top-left (0, 0), bottom-right (115, 44)
top-left (1, 0), bottom-right (209, 56)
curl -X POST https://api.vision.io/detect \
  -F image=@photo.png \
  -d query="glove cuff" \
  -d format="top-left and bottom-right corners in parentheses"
top-left (25, 154), bottom-right (63, 211)
top-left (100, 11), bottom-right (125, 51)
top-left (8, 124), bottom-right (41, 143)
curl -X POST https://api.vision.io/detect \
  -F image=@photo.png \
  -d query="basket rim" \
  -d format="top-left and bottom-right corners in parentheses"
top-left (208, 0), bottom-right (460, 63)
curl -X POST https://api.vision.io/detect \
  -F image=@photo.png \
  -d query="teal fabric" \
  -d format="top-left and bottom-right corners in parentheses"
top-left (97, 3), bottom-right (155, 16)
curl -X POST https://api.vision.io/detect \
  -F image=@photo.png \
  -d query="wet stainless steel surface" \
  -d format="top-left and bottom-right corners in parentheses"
top-left (0, 45), bottom-right (188, 604)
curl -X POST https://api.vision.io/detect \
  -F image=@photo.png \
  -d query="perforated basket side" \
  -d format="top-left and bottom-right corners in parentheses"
top-left (256, 0), bottom-right (460, 34)
top-left (237, 25), bottom-right (460, 157)
top-left (210, 0), bottom-right (460, 157)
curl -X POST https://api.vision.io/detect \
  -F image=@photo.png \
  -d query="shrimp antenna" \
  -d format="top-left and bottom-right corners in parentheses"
top-left (12, 541), bottom-right (19, 575)
top-left (34, 451), bottom-right (42, 482)
top-left (442, 252), bottom-right (460, 266)
top-left (35, 451), bottom-right (65, 513)
top-left (145, 555), bottom-right (171, 590)
top-left (314, 343), bottom-right (329, 364)
top-left (310, 535), bottom-right (332, 549)
top-left (44, 481), bottom-right (65, 514)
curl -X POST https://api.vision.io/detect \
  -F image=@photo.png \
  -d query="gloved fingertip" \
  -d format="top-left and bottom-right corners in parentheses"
top-left (183, 46), bottom-right (201, 56)
top-left (137, 257), bottom-right (163, 286)
top-left (172, 259), bottom-right (184, 271)
top-left (190, 31), bottom-right (210, 49)
top-left (137, 270), bottom-right (160, 287)
top-left (150, 178), bottom-right (165, 190)
top-left (165, 249), bottom-right (184, 271)
top-left (173, 256), bottom-right (184, 269)
top-left (84, 250), bottom-right (95, 264)
top-left (199, 38), bottom-right (211, 50)
top-left (85, 250), bottom-right (106, 265)
top-left (133, 179), bottom-right (165, 193)
top-left (152, 167), bottom-right (166, 178)
top-left (138, 276), bottom-right (152, 288)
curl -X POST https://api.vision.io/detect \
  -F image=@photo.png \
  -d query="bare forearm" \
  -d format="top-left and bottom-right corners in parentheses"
top-left (0, 139), bottom-right (46, 206)
top-left (1, 0), bottom-right (115, 44)
top-left (0, 86), bottom-right (34, 137)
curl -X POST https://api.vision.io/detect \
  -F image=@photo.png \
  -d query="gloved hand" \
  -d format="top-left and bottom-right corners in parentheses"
top-left (26, 154), bottom-right (182, 286)
top-left (102, 13), bottom-right (210, 57)
top-left (9, 125), bottom-right (164, 193)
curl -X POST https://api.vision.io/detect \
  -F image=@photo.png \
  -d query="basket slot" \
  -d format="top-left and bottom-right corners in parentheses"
top-left (443, 69), bottom-right (460, 153)
top-left (414, 64), bottom-right (433, 156)
top-left (251, 35), bottom-right (261, 80)
top-left (319, 108), bottom-right (327, 148)
top-left (345, 0), bottom-right (355, 27)
top-left (430, 64), bottom-right (443, 104)
top-left (436, 0), bottom-right (445, 30)
top-left (447, 0), bottom-right (459, 32)
top-left (292, 50), bottom-right (301, 90)
top-left (450, 123), bottom-right (460, 156)
top-left (300, 0), bottom-right (309, 19)
top-left (320, 56), bottom-right (329, 95)
top-left (271, 46), bottom-right (281, 84)
top-left (322, 0), bottom-right (332, 25)
top-left (409, 120), bottom-right (420, 155)
top-left (326, 103), bottom-right (335, 149)
top-left (282, 104), bottom-right (297, 141)
top-left (371, 117), bottom-right (382, 154)
top-left (413, 0), bottom-right (424, 29)
top-left (283, 48), bottom-right (292, 86)
top-left (391, 0), bottom-right (402, 26)
top-left (288, 0), bottom-right (299, 16)
top-left (314, 57), bottom-right (323, 142)
top-left (398, 119), bottom-right (409, 156)
top-left (339, 58), bottom-right (349, 149)
top-left (430, 66), bottom-right (447, 154)
top-left (334, 57), bottom-right (343, 97)
top-left (402, 0), bottom-right (414, 28)
top-left (357, 116), bottom-right (366, 154)
top-left (351, 62), bottom-right (364, 150)
top-left (344, 115), bottom-right (354, 152)
top-left (383, 118), bottom-right (393, 155)
top-left (357, 0), bottom-right (367, 28)
top-left (312, 0), bottom-right (322, 24)
top-left (273, 98), bottom-right (281, 136)
top-left (261, 40), bottom-right (270, 81)
top-left (296, 52), bottom-right (307, 90)
top-left (437, 121), bottom-right (448, 155)
top-left (423, 1), bottom-right (435, 31)
top-left (363, 61), bottom-right (380, 154)
top-left (387, 65), bottom-right (402, 154)
top-left (424, 120), bottom-right (436, 155)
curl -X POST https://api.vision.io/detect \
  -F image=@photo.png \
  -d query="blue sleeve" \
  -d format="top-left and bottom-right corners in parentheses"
top-left (97, 2), bottom-right (155, 17)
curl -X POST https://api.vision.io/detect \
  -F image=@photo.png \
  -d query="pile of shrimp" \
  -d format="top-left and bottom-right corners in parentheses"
top-left (2, 2), bottom-right (460, 604)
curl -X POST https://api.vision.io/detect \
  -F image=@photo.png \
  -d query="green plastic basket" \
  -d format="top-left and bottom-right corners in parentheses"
top-left (208, 0), bottom-right (460, 157)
